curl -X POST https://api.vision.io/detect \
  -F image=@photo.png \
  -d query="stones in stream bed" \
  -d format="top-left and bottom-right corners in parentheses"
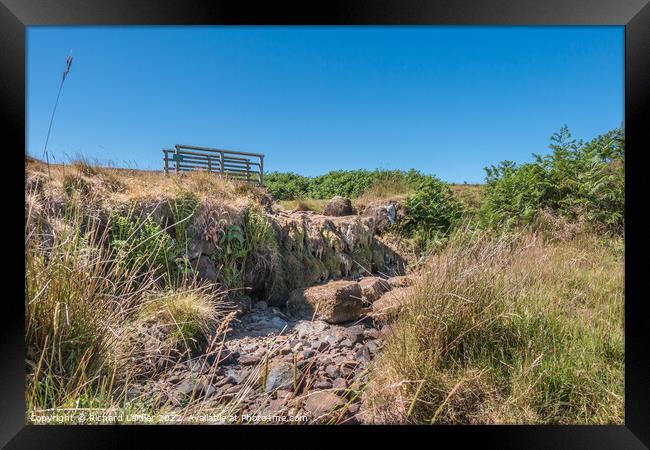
top-left (131, 296), bottom-right (388, 423)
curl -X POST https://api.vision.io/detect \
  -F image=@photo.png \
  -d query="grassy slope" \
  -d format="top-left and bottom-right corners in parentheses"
top-left (364, 225), bottom-right (624, 424)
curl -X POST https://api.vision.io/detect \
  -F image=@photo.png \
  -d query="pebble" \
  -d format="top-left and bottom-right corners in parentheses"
top-left (264, 362), bottom-right (294, 392)
top-left (340, 339), bottom-right (353, 348)
top-left (303, 391), bottom-right (341, 418)
top-left (314, 379), bottom-right (333, 389)
top-left (325, 365), bottom-right (340, 379)
top-left (364, 328), bottom-right (381, 340)
top-left (239, 354), bottom-right (263, 366)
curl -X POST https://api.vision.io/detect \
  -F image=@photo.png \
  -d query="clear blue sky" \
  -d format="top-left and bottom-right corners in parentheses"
top-left (27, 26), bottom-right (623, 183)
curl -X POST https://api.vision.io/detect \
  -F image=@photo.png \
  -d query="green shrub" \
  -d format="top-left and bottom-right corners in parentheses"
top-left (399, 177), bottom-right (465, 250)
top-left (264, 172), bottom-right (312, 200)
top-left (309, 169), bottom-right (378, 199)
top-left (171, 190), bottom-right (200, 244)
top-left (266, 168), bottom-right (438, 201)
top-left (480, 126), bottom-right (624, 232)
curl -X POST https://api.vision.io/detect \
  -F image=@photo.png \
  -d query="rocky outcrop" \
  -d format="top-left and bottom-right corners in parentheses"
top-left (287, 280), bottom-right (363, 323)
top-left (99, 192), bottom-right (408, 307)
top-left (323, 196), bottom-right (354, 216)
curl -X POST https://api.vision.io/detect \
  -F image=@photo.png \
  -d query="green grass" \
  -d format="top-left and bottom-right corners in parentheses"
top-left (364, 226), bottom-right (624, 424)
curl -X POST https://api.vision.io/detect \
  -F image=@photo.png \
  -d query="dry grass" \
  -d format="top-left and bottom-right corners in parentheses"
top-left (450, 184), bottom-right (484, 215)
top-left (363, 225), bottom-right (624, 424)
top-left (277, 198), bottom-right (328, 213)
top-left (26, 158), bottom-right (268, 210)
top-left (354, 176), bottom-right (412, 211)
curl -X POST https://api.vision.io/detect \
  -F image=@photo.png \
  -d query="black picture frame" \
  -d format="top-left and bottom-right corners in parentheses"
top-left (3, 1), bottom-right (648, 447)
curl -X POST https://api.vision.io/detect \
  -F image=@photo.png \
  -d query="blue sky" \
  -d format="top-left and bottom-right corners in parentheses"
top-left (27, 26), bottom-right (623, 183)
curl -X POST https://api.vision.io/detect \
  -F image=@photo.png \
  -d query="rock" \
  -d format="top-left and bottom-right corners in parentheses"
top-left (252, 301), bottom-right (268, 311)
top-left (268, 316), bottom-right (288, 330)
top-left (355, 345), bottom-right (371, 363)
top-left (314, 379), bottom-right (333, 389)
top-left (264, 362), bottom-right (294, 392)
top-left (323, 196), bottom-right (354, 217)
top-left (344, 325), bottom-right (366, 344)
top-left (303, 391), bottom-right (342, 418)
top-left (387, 275), bottom-right (413, 288)
top-left (371, 286), bottom-right (417, 321)
top-left (359, 277), bottom-right (391, 304)
top-left (287, 280), bottom-right (363, 324)
top-left (239, 354), bottom-right (263, 366)
top-left (193, 255), bottom-right (218, 282)
top-left (332, 378), bottom-right (347, 389)
top-left (361, 202), bottom-right (401, 234)
top-left (340, 339), bottom-right (353, 348)
top-left (325, 365), bottom-right (340, 379)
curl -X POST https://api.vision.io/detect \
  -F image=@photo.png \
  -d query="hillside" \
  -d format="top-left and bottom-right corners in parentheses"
top-left (25, 126), bottom-right (624, 424)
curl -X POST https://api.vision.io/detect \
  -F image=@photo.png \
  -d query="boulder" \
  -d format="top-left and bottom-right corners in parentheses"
top-left (323, 196), bottom-right (354, 217)
top-left (287, 280), bottom-right (363, 324)
top-left (359, 277), bottom-right (391, 305)
top-left (371, 286), bottom-right (417, 321)
top-left (362, 202), bottom-right (401, 234)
